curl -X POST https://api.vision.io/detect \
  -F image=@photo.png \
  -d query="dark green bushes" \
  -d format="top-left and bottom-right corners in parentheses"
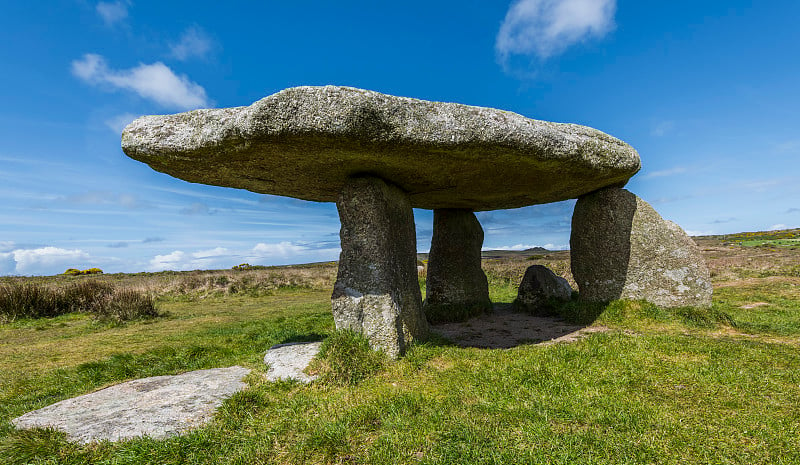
top-left (0, 281), bottom-right (160, 323)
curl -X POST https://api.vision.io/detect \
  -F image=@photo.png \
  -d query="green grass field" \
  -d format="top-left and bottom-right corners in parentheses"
top-left (1, 246), bottom-right (799, 464)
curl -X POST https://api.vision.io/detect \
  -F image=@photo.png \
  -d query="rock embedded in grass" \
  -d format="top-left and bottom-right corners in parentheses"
top-left (570, 187), bottom-right (713, 308)
top-left (11, 366), bottom-right (251, 444)
top-left (263, 341), bottom-right (322, 383)
top-left (514, 265), bottom-right (573, 315)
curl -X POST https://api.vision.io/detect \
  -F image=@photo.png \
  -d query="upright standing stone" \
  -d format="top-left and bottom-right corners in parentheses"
top-left (570, 187), bottom-right (712, 308)
top-left (332, 177), bottom-right (428, 357)
top-left (424, 209), bottom-right (492, 323)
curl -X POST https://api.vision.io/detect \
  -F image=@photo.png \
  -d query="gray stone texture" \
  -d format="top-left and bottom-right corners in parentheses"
top-left (570, 187), bottom-right (712, 308)
top-left (514, 265), bottom-right (573, 315)
top-left (121, 85), bottom-right (640, 211)
top-left (331, 176), bottom-right (428, 358)
top-left (263, 342), bottom-right (322, 383)
top-left (424, 209), bottom-right (491, 323)
top-left (12, 366), bottom-right (250, 444)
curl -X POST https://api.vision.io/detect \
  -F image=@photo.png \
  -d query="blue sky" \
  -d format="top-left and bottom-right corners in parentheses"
top-left (1, 0), bottom-right (799, 275)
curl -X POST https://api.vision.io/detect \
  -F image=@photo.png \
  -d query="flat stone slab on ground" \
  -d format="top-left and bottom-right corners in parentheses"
top-left (12, 366), bottom-right (250, 444)
top-left (122, 85), bottom-right (640, 211)
top-left (263, 341), bottom-right (322, 383)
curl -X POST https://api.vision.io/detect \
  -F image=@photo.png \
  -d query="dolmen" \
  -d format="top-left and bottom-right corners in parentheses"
top-left (122, 86), bottom-right (712, 357)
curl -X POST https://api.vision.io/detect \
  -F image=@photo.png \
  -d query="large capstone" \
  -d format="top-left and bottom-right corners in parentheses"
top-left (424, 209), bottom-right (491, 323)
top-left (332, 176), bottom-right (428, 357)
top-left (570, 187), bottom-right (712, 308)
top-left (514, 265), bottom-right (573, 315)
top-left (121, 86), bottom-right (641, 211)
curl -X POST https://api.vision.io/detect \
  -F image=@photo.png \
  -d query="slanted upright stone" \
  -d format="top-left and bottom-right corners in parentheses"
top-left (514, 265), bottom-right (573, 315)
top-left (332, 177), bottom-right (428, 357)
top-left (570, 187), bottom-right (712, 308)
top-left (424, 209), bottom-right (491, 323)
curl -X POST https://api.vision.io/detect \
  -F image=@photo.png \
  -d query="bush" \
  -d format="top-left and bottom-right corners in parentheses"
top-left (310, 330), bottom-right (386, 386)
top-left (93, 289), bottom-right (160, 322)
top-left (63, 268), bottom-right (81, 276)
top-left (0, 282), bottom-right (160, 323)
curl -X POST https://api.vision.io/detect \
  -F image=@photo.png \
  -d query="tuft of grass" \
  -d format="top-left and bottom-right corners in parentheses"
top-left (310, 330), bottom-right (387, 386)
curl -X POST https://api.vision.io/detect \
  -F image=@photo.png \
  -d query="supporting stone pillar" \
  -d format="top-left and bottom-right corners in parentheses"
top-left (423, 209), bottom-right (492, 323)
top-left (331, 176), bottom-right (428, 358)
top-left (570, 187), bottom-right (712, 308)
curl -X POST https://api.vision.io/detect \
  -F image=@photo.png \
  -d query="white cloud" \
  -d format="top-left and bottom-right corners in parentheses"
top-left (5, 247), bottom-right (90, 275)
top-left (71, 54), bottom-right (209, 110)
top-left (684, 230), bottom-right (714, 237)
top-left (483, 243), bottom-right (567, 251)
top-left (644, 167), bottom-right (687, 179)
top-left (0, 241), bottom-right (14, 253)
top-left (770, 224), bottom-right (787, 231)
top-left (105, 113), bottom-right (138, 134)
top-left (96, 1), bottom-right (128, 26)
top-left (170, 26), bottom-right (213, 61)
top-left (251, 242), bottom-right (308, 257)
top-left (496, 0), bottom-right (616, 63)
top-left (148, 250), bottom-right (187, 271)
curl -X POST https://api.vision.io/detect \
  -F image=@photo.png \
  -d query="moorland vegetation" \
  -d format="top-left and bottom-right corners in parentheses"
top-left (0, 230), bottom-right (798, 464)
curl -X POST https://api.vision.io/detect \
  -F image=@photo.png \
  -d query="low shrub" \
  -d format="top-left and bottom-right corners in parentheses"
top-left (93, 289), bottom-right (160, 322)
top-left (0, 282), bottom-right (160, 323)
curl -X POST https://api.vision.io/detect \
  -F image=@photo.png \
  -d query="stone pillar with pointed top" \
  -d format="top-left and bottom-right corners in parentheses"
top-left (423, 209), bottom-right (492, 323)
top-left (331, 176), bottom-right (428, 358)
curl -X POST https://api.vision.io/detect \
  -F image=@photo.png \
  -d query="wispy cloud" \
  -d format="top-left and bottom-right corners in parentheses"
top-left (496, 0), bottom-right (616, 65)
top-left (684, 230), bottom-right (714, 237)
top-left (105, 113), bottom-right (138, 134)
top-left (61, 191), bottom-right (151, 210)
top-left (787, 208), bottom-right (800, 214)
top-left (96, 1), bottom-right (128, 27)
top-left (170, 26), bottom-right (213, 61)
top-left (770, 224), bottom-right (787, 230)
top-left (711, 217), bottom-right (737, 224)
top-left (651, 120), bottom-right (674, 137)
top-left (71, 54), bottom-right (209, 110)
top-left (180, 202), bottom-right (215, 215)
top-left (643, 166), bottom-right (687, 179)
top-left (146, 242), bottom-right (337, 272)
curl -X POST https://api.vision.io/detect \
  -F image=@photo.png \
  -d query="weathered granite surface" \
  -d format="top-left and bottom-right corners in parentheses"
top-left (263, 342), bottom-right (322, 383)
top-left (331, 177), bottom-right (428, 357)
top-left (514, 265), bottom-right (573, 315)
top-left (570, 187), bottom-right (713, 308)
top-left (121, 86), bottom-right (640, 211)
top-left (12, 367), bottom-right (250, 444)
top-left (424, 209), bottom-right (491, 323)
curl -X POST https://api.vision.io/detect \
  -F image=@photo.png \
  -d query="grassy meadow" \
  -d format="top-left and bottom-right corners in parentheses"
top-left (0, 232), bottom-right (798, 464)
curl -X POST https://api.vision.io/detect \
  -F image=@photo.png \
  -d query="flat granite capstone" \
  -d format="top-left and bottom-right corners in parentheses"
top-left (122, 86), bottom-right (640, 211)
top-left (11, 366), bottom-right (250, 444)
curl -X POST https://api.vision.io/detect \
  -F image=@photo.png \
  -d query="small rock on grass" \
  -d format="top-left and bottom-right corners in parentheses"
top-left (263, 341), bottom-right (323, 383)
